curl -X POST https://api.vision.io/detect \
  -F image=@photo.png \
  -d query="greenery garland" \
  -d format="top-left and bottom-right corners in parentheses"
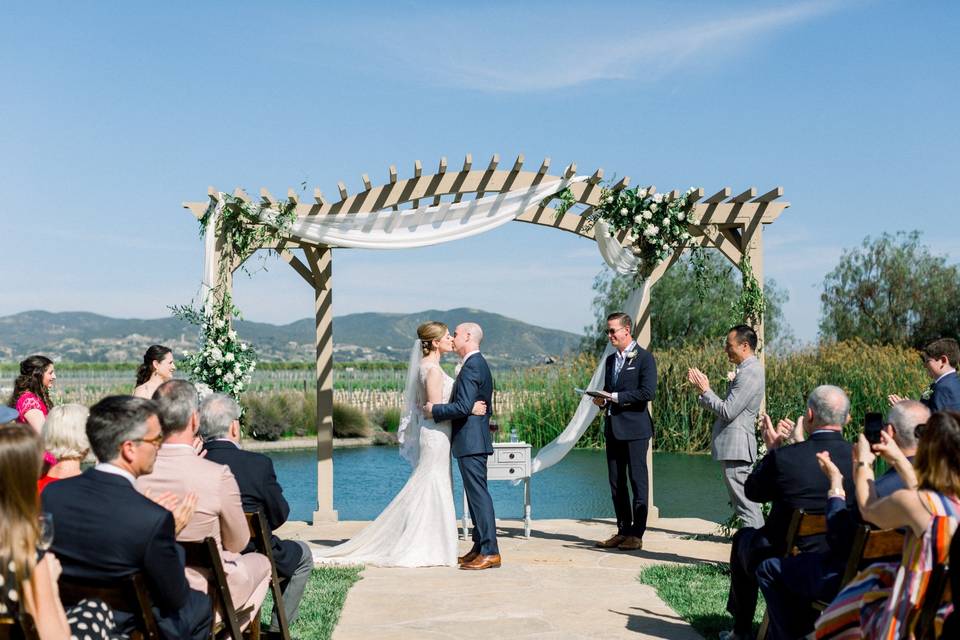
top-left (172, 193), bottom-right (297, 400)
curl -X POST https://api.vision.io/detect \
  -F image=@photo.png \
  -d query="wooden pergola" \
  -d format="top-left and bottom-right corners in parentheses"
top-left (184, 154), bottom-right (789, 524)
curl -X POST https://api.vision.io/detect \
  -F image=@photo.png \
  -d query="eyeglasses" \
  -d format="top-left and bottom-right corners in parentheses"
top-left (132, 433), bottom-right (164, 449)
top-left (914, 423), bottom-right (927, 440)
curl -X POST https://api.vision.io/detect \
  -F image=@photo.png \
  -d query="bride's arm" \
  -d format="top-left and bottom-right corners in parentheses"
top-left (425, 367), bottom-right (445, 405)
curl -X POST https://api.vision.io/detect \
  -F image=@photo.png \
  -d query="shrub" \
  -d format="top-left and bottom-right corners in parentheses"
top-left (371, 407), bottom-right (401, 433)
top-left (243, 391), bottom-right (370, 440)
top-left (332, 403), bottom-right (371, 438)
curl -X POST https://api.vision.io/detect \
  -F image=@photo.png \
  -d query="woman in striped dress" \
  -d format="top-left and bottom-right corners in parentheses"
top-left (815, 411), bottom-right (960, 639)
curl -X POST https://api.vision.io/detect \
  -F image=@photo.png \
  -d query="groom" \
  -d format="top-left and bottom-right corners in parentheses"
top-left (424, 321), bottom-right (500, 570)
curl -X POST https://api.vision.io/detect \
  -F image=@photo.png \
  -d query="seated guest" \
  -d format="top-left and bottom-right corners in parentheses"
top-left (720, 385), bottom-right (855, 640)
top-left (889, 338), bottom-right (960, 412)
top-left (133, 345), bottom-right (176, 399)
top-left (0, 424), bottom-right (122, 640)
top-left (201, 393), bottom-right (314, 633)
top-left (41, 396), bottom-right (211, 640)
top-left (816, 411), bottom-right (960, 638)
top-left (137, 381), bottom-right (270, 629)
top-left (38, 403), bottom-right (90, 493)
top-left (757, 401), bottom-right (930, 639)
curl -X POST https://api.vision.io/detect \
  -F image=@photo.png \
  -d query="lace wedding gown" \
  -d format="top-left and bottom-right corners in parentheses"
top-left (312, 361), bottom-right (458, 567)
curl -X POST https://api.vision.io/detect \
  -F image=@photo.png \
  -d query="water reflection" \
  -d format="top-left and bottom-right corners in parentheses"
top-left (269, 447), bottom-right (730, 524)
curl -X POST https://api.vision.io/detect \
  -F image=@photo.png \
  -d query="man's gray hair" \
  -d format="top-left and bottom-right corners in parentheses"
top-left (460, 322), bottom-right (483, 345)
top-left (200, 393), bottom-right (241, 440)
top-left (807, 385), bottom-right (850, 427)
top-left (152, 380), bottom-right (199, 437)
top-left (886, 400), bottom-right (929, 450)
top-left (86, 396), bottom-right (157, 463)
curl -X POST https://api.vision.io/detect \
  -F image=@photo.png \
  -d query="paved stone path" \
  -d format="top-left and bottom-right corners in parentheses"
top-left (279, 517), bottom-right (732, 639)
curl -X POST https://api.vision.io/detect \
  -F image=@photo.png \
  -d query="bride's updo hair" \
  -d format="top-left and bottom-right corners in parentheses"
top-left (417, 322), bottom-right (448, 356)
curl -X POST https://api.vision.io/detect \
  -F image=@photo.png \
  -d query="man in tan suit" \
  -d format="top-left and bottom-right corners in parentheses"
top-left (136, 380), bottom-right (270, 628)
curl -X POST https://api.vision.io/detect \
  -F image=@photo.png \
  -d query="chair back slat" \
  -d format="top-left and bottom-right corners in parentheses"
top-left (245, 511), bottom-right (291, 640)
top-left (58, 573), bottom-right (162, 640)
top-left (179, 537), bottom-right (246, 640)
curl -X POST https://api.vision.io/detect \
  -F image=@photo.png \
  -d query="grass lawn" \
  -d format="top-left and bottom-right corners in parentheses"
top-left (260, 566), bottom-right (364, 639)
top-left (638, 563), bottom-right (765, 638)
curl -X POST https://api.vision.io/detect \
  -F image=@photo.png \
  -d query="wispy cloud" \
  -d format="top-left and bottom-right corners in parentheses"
top-left (365, 1), bottom-right (845, 92)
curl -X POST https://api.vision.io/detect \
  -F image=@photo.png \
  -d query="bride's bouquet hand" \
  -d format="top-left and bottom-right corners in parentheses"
top-left (472, 400), bottom-right (487, 416)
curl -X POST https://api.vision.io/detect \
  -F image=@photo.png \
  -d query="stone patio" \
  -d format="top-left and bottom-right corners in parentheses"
top-left (278, 516), bottom-right (732, 639)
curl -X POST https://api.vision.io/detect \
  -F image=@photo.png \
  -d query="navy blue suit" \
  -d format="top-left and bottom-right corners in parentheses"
top-left (922, 370), bottom-right (960, 412)
top-left (602, 345), bottom-right (657, 538)
top-left (726, 431), bottom-right (855, 635)
top-left (432, 352), bottom-right (498, 555)
top-left (42, 469), bottom-right (212, 640)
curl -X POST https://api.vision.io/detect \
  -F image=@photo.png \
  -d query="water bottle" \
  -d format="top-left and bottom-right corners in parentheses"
top-left (509, 428), bottom-right (519, 443)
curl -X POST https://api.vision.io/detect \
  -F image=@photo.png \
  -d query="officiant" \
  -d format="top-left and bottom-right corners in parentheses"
top-left (591, 311), bottom-right (657, 552)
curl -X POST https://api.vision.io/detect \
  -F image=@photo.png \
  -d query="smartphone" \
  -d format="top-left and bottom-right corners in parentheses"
top-left (863, 412), bottom-right (884, 445)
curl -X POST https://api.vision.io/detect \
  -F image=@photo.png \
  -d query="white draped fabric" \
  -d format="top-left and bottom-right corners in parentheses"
top-left (528, 221), bottom-right (647, 475)
top-left (202, 176), bottom-right (585, 294)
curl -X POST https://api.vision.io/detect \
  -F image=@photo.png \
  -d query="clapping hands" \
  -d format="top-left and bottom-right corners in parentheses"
top-left (761, 414), bottom-right (799, 450)
top-left (686, 368), bottom-right (710, 394)
top-left (815, 450), bottom-right (844, 485)
top-left (887, 394), bottom-right (906, 407)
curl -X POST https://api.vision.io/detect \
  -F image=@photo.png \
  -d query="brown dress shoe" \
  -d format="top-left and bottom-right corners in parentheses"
top-left (460, 553), bottom-right (501, 570)
top-left (458, 550), bottom-right (480, 565)
top-left (617, 536), bottom-right (643, 551)
top-left (595, 534), bottom-right (627, 548)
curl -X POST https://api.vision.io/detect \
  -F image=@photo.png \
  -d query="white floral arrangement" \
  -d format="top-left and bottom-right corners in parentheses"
top-left (175, 294), bottom-right (256, 400)
top-left (588, 185), bottom-right (701, 276)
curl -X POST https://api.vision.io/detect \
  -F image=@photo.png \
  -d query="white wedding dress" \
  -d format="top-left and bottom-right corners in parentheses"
top-left (312, 360), bottom-right (458, 567)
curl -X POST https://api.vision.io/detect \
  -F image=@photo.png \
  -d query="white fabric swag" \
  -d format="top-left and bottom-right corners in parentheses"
top-left (528, 220), bottom-right (648, 475)
top-left (202, 176), bottom-right (586, 297)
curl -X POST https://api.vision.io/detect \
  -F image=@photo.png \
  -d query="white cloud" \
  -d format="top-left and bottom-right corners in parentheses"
top-left (368, 1), bottom-right (845, 92)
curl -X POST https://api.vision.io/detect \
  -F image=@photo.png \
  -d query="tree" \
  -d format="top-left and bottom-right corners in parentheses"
top-left (819, 231), bottom-right (960, 347)
top-left (583, 251), bottom-right (791, 354)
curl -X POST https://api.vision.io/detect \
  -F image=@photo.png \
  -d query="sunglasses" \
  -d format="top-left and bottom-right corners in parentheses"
top-left (606, 328), bottom-right (626, 335)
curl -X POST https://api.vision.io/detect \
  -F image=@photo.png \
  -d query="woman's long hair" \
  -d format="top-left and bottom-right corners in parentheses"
top-left (7, 355), bottom-right (54, 410)
top-left (0, 426), bottom-right (42, 589)
top-left (915, 411), bottom-right (960, 498)
top-left (136, 345), bottom-right (172, 386)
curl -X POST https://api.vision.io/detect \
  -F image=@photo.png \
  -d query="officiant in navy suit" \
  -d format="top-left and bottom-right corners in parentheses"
top-left (592, 311), bottom-right (657, 552)
top-left (888, 338), bottom-right (960, 412)
top-left (424, 321), bottom-right (500, 570)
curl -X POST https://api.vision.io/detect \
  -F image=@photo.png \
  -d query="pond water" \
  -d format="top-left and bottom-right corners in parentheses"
top-left (269, 446), bottom-right (732, 524)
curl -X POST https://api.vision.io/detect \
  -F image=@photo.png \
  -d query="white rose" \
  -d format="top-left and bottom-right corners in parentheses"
top-left (235, 383), bottom-right (244, 393)
top-left (643, 211), bottom-right (653, 220)
top-left (606, 196), bottom-right (614, 204)
top-left (633, 214), bottom-right (644, 224)
top-left (224, 372), bottom-right (235, 383)
top-left (216, 368), bottom-right (222, 375)
top-left (228, 330), bottom-right (237, 340)
top-left (240, 343), bottom-right (248, 352)
top-left (619, 207), bottom-right (628, 216)
top-left (210, 347), bottom-right (223, 361)
top-left (234, 364), bottom-right (242, 374)
top-left (653, 193), bottom-right (663, 203)
top-left (662, 217), bottom-right (669, 226)
top-left (215, 319), bottom-right (225, 329)
top-left (678, 212), bottom-right (686, 221)
top-left (682, 231), bottom-right (690, 240)
top-left (225, 352), bottom-right (235, 362)
top-left (638, 188), bottom-right (648, 198)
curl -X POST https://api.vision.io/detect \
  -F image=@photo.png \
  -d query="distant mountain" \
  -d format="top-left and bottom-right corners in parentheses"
top-left (0, 309), bottom-right (581, 368)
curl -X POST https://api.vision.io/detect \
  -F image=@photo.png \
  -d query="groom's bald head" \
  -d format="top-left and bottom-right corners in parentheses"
top-left (453, 322), bottom-right (483, 356)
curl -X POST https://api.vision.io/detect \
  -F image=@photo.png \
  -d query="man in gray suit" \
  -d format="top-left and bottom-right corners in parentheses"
top-left (687, 325), bottom-right (765, 529)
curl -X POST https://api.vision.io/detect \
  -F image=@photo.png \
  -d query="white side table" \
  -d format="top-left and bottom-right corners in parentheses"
top-left (461, 441), bottom-right (532, 539)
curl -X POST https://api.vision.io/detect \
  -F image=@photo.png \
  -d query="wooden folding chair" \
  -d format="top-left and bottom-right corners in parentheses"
top-left (180, 537), bottom-right (260, 640)
top-left (808, 525), bottom-right (905, 611)
top-left (58, 572), bottom-right (162, 640)
top-left (756, 509), bottom-right (828, 640)
top-left (245, 511), bottom-right (291, 640)
top-left (0, 611), bottom-right (39, 640)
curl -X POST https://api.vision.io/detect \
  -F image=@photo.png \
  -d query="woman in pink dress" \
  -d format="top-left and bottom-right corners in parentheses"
top-left (8, 355), bottom-right (56, 434)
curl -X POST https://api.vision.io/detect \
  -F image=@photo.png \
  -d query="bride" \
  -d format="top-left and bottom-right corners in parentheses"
top-left (312, 321), bottom-right (486, 567)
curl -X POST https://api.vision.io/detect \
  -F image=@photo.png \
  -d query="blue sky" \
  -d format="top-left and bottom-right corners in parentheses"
top-left (1, 1), bottom-right (957, 343)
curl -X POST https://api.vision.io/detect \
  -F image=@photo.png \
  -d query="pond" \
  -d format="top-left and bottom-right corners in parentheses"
top-left (269, 446), bottom-right (733, 524)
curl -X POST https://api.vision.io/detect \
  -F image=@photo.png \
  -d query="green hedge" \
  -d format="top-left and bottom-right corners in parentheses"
top-left (241, 391), bottom-right (371, 441)
top-left (508, 339), bottom-right (929, 453)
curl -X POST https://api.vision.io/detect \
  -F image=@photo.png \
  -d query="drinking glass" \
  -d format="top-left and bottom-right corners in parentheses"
top-left (37, 513), bottom-right (54, 551)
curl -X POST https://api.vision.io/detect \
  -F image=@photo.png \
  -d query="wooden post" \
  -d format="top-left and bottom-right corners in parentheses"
top-left (741, 222), bottom-right (766, 414)
top-left (307, 247), bottom-right (337, 523)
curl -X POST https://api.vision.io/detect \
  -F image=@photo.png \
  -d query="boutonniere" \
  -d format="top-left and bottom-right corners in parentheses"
top-left (726, 370), bottom-right (737, 382)
top-left (921, 386), bottom-right (934, 400)
top-left (624, 349), bottom-right (638, 360)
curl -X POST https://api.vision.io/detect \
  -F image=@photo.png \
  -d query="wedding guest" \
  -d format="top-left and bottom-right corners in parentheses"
top-left (756, 406), bottom-right (925, 640)
top-left (201, 393), bottom-right (313, 634)
top-left (815, 411), bottom-right (960, 638)
top-left (0, 424), bottom-right (121, 640)
top-left (137, 380), bottom-right (270, 630)
top-left (888, 338), bottom-right (960, 412)
top-left (720, 385), bottom-right (855, 640)
top-left (133, 345), bottom-right (176, 399)
top-left (8, 355), bottom-right (56, 434)
top-left (38, 403), bottom-right (90, 493)
top-left (592, 312), bottom-right (657, 552)
top-left (42, 395), bottom-right (211, 640)
top-left (688, 324), bottom-right (765, 530)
